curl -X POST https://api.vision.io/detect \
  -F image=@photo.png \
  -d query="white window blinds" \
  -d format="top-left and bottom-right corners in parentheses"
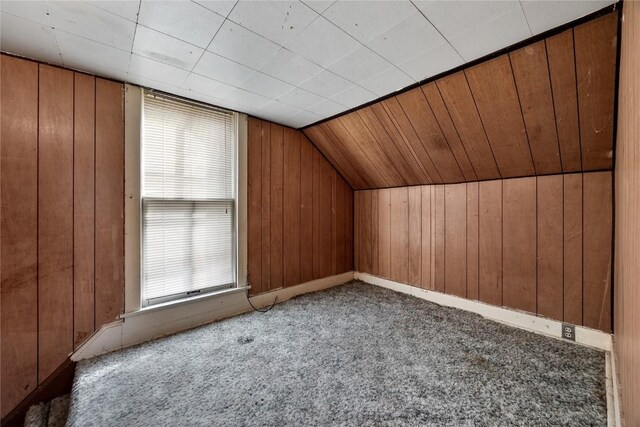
top-left (142, 92), bottom-right (235, 305)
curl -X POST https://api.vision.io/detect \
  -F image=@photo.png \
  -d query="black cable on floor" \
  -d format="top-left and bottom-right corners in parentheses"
top-left (246, 287), bottom-right (278, 313)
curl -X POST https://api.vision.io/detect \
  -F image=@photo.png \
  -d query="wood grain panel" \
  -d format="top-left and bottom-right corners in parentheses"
top-left (510, 41), bottom-right (562, 174)
top-left (270, 124), bottom-right (284, 289)
top-left (313, 148), bottom-right (333, 279)
top-left (354, 191), bottom-right (362, 271)
top-left (1, 56), bottom-right (39, 418)
top-left (421, 83), bottom-right (477, 181)
top-left (300, 135), bottom-right (314, 283)
top-left (537, 175), bottom-right (563, 320)
top-left (466, 56), bottom-right (535, 177)
top-left (575, 13), bottom-right (618, 170)
top-left (563, 174), bottom-right (583, 325)
top-left (73, 73), bottom-right (96, 348)
top-left (395, 88), bottom-right (464, 182)
top-left (390, 187), bottom-right (409, 283)
top-left (357, 107), bottom-right (417, 185)
top-left (408, 187), bottom-right (422, 286)
top-left (260, 121), bottom-right (272, 290)
top-left (444, 184), bottom-right (467, 297)
top-left (433, 185), bottom-right (445, 292)
top-left (370, 103), bottom-right (434, 184)
top-left (370, 190), bottom-right (379, 276)
top-left (383, 98), bottom-right (442, 183)
top-left (479, 180), bottom-right (502, 306)
top-left (303, 124), bottom-right (366, 189)
top-left (331, 173), bottom-right (338, 275)
top-left (583, 171), bottom-right (612, 331)
top-left (94, 78), bottom-right (124, 328)
top-left (283, 128), bottom-right (301, 287)
top-left (502, 177), bottom-right (537, 313)
top-left (38, 64), bottom-right (74, 380)
top-left (378, 189), bottom-right (391, 279)
top-left (614, 2), bottom-right (640, 422)
top-left (420, 186), bottom-right (432, 289)
top-left (248, 118), bottom-right (263, 294)
top-left (546, 29), bottom-right (582, 172)
top-left (466, 182), bottom-right (479, 300)
top-left (346, 185), bottom-right (354, 272)
top-left (361, 190), bottom-right (373, 274)
top-left (436, 73), bottom-right (500, 180)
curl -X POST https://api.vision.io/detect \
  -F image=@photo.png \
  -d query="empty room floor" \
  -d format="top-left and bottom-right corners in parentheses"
top-left (65, 282), bottom-right (606, 426)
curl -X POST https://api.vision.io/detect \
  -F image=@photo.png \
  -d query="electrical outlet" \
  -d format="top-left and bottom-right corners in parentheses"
top-left (562, 323), bottom-right (576, 341)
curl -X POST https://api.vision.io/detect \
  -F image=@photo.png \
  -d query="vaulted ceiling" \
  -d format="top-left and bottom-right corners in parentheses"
top-left (0, 0), bottom-right (616, 128)
top-left (303, 11), bottom-right (618, 189)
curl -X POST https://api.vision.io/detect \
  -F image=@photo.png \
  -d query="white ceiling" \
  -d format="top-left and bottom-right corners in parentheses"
top-left (1, 0), bottom-right (616, 129)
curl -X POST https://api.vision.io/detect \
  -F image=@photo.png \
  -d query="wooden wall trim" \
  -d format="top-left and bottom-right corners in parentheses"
top-left (614, 0), bottom-right (639, 424)
top-left (304, 10), bottom-right (619, 190)
top-left (354, 172), bottom-right (612, 332)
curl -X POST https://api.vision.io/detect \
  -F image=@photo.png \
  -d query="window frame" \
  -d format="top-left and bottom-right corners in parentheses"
top-left (124, 85), bottom-right (247, 313)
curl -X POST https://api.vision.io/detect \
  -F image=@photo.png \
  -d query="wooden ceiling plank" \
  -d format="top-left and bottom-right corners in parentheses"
top-left (436, 73), bottom-right (501, 181)
top-left (370, 103), bottom-right (434, 184)
top-left (382, 97), bottom-right (444, 184)
top-left (303, 126), bottom-right (366, 189)
top-left (465, 56), bottom-right (536, 177)
top-left (510, 41), bottom-right (563, 175)
top-left (326, 119), bottom-right (388, 188)
top-left (575, 12), bottom-right (617, 171)
top-left (421, 83), bottom-right (477, 181)
top-left (395, 88), bottom-right (465, 183)
top-left (546, 29), bottom-right (582, 173)
top-left (338, 113), bottom-right (406, 187)
top-left (357, 107), bottom-right (420, 185)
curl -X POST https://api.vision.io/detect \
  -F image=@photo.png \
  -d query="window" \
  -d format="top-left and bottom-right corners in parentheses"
top-left (141, 92), bottom-right (236, 306)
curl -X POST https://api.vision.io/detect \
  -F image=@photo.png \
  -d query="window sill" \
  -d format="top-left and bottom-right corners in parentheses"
top-left (119, 286), bottom-right (248, 319)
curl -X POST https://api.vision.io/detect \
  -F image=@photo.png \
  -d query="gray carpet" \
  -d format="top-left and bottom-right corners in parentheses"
top-left (67, 282), bottom-right (606, 426)
top-left (24, 394), bottom-right (69, 427)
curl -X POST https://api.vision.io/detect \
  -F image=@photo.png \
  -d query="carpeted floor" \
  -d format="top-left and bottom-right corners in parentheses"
top-left (66, 281), bottom-right (607, 426)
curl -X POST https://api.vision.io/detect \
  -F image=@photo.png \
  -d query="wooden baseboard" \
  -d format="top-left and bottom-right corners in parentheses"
top-left (1, 358), bottom-right (75, 427)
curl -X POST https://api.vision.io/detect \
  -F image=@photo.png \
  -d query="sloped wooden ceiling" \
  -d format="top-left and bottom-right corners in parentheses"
top-left (303, 11), bottom-right (619, 190)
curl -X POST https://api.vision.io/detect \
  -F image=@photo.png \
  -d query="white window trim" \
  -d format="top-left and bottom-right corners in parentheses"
top-left (124, 84), bottom-right (248, 314)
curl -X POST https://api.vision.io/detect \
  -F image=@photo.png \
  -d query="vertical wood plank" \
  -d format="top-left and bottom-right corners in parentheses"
top-left (408, 186), bottom-right (422, 286)
top-left (378, 189), bottom-right (391, 278)
top-left (283, 128), bottom-right (300, 287)
top-left (537, 175), bottom-right (564, 321)
top-left (563, 173), bottom-right (583, 325)
top-left (479, 180), bottom-right (503, 305)
top-left (313, 149), bottom-right (333, 278)
top-left (465, 56), bottom-right (535, 177)
top-left (361, 190), bottom-right (373, 273)
top-left (444, 183), bottom-right (467, 297)
top-left (38, 64), bottom-right (74, 379)
top-left (583, 172), bottom-right (612, 331)
top-left (546, 29), bottom-right (582, 172)
top-left (436, 73), bottom-right (501, 180)
top-left (503, 177), bottom-right (537, 314)
top-left (337, 178), bottom-right (349, 274)
top-left (270, 124), bottom-right (284, 290)
top-left (354, 191), bottom-right (362, 272)
top-left (300, 135), bottom-right (314, 283)
top-left (510, 41), bottom-right (562, 174)
top-left (575, 13), bottom-right (618, 170)
top-left (390, 187), bottom-right (409, 283)
top-left (466, 182), bottom-right (479, 300)
top-left (420, 186), bottom-right (432, 289)
top-left (434, 185), bottom-right (445, 292)
top-left (247, 117), bottom-right (263, 294)
top-left (345, 185), bottom-right (354, 272)
top-left (1, 56), bottom-right (39, 417)
top-left (73, 73), bottom-right (96, 347)
top-left (95, 78), bottom-right (124, 328)
top-left (370, 190), bottom-right (380, 276)
top-left (260, 121), bottom-right (272, 291)
top-left (331, 172), bottom-right (338, 275)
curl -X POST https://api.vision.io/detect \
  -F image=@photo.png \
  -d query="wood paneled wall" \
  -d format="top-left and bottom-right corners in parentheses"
top-left (614, 1), bottom-right (639, 424)
top-left (247, 117), bottom-right (353, 295)
top-left (355, 172), bottom-right (612, 332)
top-left (1, 55), bottom-right (124, 418)
top-left (304, 12), bottom-right (618, 190)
